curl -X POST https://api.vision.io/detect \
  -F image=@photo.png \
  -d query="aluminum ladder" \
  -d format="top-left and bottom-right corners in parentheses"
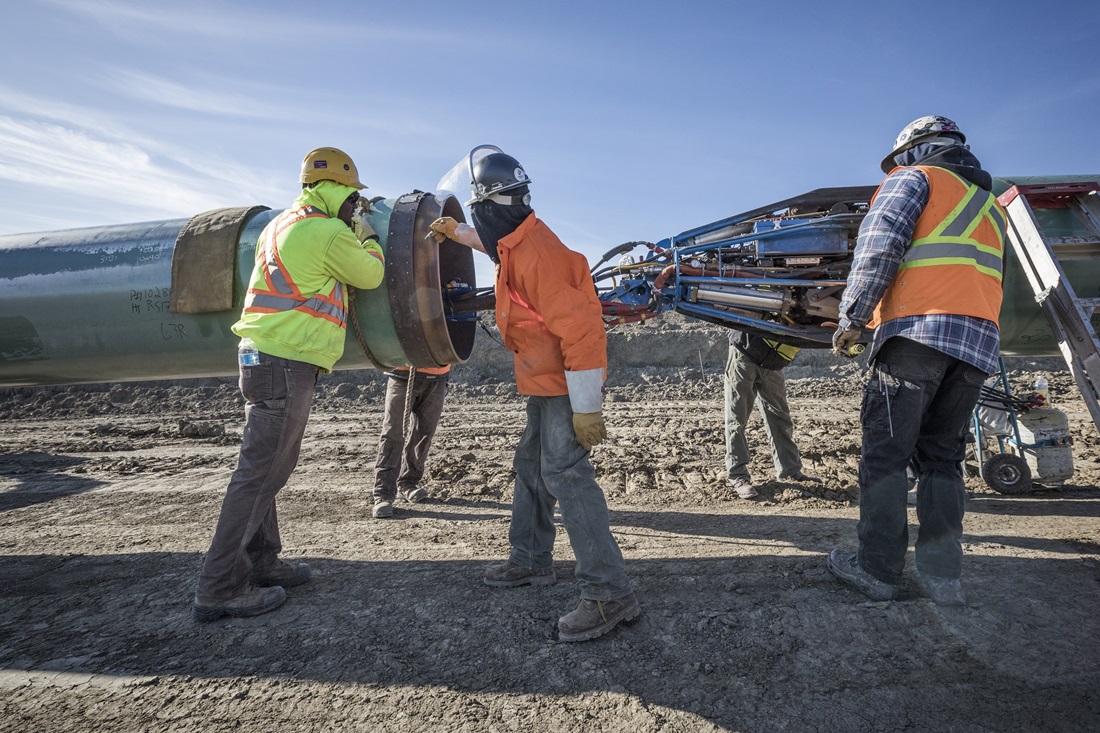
top-left (997, 181), bottom-right (1100, 434)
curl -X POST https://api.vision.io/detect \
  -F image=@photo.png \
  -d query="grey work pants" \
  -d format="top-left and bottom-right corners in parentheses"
top-left (196, 354), bottom-right (318, 602)
top-left (723, 344), bottom-right (802, 482)
top-left (508, 395), bottom-right (632, 601)
top-left (374, 373), bottom-right (449, 501)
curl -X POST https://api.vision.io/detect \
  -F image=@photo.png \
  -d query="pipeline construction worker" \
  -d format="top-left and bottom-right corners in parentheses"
top-left (828, 116), bottom-right (1005, 606)
top-left (724, 330), bottom-right (818, 499)
top-left (371, 364), bottom-right (451, 518)
top-left (193, 147), bottom-right (385, 621)
top-left (429, 146), bottom-right (637, 642)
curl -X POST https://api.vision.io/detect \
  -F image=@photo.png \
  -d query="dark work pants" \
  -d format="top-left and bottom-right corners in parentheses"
top-left (373, 374), bottom-right (449, 501)
top-left (857, 337), bottom-right (986, 584)
top-left (196, 354), bottom-right (318, 602)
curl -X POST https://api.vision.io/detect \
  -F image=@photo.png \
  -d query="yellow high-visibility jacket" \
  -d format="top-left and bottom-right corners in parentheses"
top-left (233, 181), bottom-right (384, 371)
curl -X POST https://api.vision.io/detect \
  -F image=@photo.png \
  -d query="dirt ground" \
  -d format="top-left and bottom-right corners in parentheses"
top-left (2, 317), bottom-right (1099, 732)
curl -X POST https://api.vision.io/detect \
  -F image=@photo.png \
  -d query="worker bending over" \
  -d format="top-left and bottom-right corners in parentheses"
top-left (371, 364), bottom-right (451, 518)
top-left (430, 146), bottom-right (638, 642)
top-left (724, 330), bottom-right (818, 499)
top-left (193, 148), bottom-right (385, 621)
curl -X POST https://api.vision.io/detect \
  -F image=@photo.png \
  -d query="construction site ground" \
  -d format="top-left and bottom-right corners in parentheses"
top-left (2, 317), bottom-right (1098, 732)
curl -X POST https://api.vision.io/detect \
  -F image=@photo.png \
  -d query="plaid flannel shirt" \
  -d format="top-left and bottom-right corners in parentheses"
top-left (837, 167), bottom-right (1000, 375)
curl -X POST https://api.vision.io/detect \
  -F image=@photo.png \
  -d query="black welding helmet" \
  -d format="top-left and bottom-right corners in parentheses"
top-left (465, 145), bottom-right (532, 207)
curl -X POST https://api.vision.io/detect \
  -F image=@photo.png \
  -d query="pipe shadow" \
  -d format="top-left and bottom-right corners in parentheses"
top-left (0, 452), bottom-right (105, 512)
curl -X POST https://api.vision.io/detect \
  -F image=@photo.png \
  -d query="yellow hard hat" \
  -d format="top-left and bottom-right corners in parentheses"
top-left (300, 147), bottom-right (366, 189)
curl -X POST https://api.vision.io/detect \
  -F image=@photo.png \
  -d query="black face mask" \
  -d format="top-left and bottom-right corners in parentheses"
top-left (469, 195), bottom-right (533, 264)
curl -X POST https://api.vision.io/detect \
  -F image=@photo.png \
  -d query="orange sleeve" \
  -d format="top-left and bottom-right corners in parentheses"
top-left (517, 228), bottom-right (607, 373)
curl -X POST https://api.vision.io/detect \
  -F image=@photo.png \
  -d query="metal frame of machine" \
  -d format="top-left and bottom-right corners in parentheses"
top-left (593, 179), bottom-right (1100, 493)
top-left (595, 186), bottom-right (876, 348)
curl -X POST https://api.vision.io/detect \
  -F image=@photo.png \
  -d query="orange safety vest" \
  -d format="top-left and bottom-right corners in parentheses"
top-left (871, 165), bottom-right (1006, 328)
top-left (243, 206), bottom-right (349, 328)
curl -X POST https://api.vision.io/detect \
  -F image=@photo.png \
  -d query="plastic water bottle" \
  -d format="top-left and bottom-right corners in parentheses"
top-left (1034, 375), bottom-right (1049, 406)
top-left (238, 338), bottom-right (260, 367)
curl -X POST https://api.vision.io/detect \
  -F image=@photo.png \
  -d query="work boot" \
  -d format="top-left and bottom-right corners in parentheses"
top-left (730, 476), bottom-right (759, 499)
top-left (251, 559), bottom-right (311, 588)
top-left (784, 471), bottom-right (821, 483)
top-left (827, 549), bottom-right (899, 601)
top-left (403, 487), bottom-right (429, 503)
top-left (558, 593), bottom-right (641, 642)
top-left (192, 584), bottom-right (286, 623)
top-left (372, 500), bottom-right (394, 519)
top-left (913, 570), bottom-right (966, 606)
top-left (482, 561), bottom-right (556, 588)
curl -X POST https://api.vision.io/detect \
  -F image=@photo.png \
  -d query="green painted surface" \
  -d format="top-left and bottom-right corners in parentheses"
top-left (0, 202), bottom-right (426, 386)
top-left (993, 176), bottom-right (1100, 355)
top-left (348, 198), bottom-right (406, 368)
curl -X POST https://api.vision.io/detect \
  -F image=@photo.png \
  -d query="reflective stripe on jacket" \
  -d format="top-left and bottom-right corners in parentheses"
top-left (232, 181), bottom-right (385, 371)
top-left (495, 213), bottom-right (607, 396)
top-left (245, 207), bottom-right (349, 326)
top-left (870, 165), bottom-right (1005, 328)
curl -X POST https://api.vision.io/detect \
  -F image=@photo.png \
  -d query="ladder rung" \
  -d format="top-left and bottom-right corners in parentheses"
top-left (1047, 236), bottom-right (1100, 246)
top-left (997, 181), bottom-right (1100, 207)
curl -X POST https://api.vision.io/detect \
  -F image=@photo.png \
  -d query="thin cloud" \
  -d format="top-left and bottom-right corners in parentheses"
top-left (0, 80), bottom-right (439, 234)
top-left (43, 0), bottom-right (452, 45)
top-left (101, 68), bottom-right (278, 118)
top-left (0, 115), bottom-right (230, 213)
top-left (42, 0), bottom-right (247, 41)
top-left (90, 66), bottom-right (442, 138)
top-left (0, 106), bottom-right (288, 231)
top-left (0, 84), bottom-right (123, 139)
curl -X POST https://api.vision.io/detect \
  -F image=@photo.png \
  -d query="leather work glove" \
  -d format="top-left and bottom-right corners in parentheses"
top-left (832, 325), bottom-right (864, 357)
top-left (429, 216), bottom-right (460, 243)
top-left (351, 212), bottom-right (378, 244)
top-left (572, 412), bottom-right (607, 451)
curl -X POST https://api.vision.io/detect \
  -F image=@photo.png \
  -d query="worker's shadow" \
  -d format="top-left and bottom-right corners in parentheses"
top-left (609, 507), bottom-right (854, 555)
top-left (399, 497), bottom-right (512, 521)
top-left (609, 503), bottom-right (1100, 560)
top-left (3, 547), bottom-right (1097, 732)
top-left (966, 492), bottom-right (1100, 519)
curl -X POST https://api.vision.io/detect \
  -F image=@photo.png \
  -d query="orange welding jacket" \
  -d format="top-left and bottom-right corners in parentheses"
top-left (494, 213), bottom-right (607, 396)
top-left (870, 165), bottom-right (1006, 328)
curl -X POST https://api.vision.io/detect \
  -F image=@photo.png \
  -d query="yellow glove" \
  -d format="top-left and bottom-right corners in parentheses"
top-left (351, 212), bottom-right (377, 244)
top-left (572, 412), bottom-right (607, 451)
top-left (429, 216), bottom-right (460, 244)
top-left (832, 325), bottom-right (864, 357)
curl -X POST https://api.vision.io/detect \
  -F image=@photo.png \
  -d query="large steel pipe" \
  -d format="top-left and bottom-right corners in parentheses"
top-left (0, 192), bottom-right (476, 386)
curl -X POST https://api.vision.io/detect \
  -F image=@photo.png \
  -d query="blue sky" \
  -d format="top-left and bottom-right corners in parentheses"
top-left (2, 0), bottom-right (1098, 288)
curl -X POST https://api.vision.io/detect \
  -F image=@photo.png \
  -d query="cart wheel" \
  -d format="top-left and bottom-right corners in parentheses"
top-left (981, 453), bottom-right (1033, 494)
